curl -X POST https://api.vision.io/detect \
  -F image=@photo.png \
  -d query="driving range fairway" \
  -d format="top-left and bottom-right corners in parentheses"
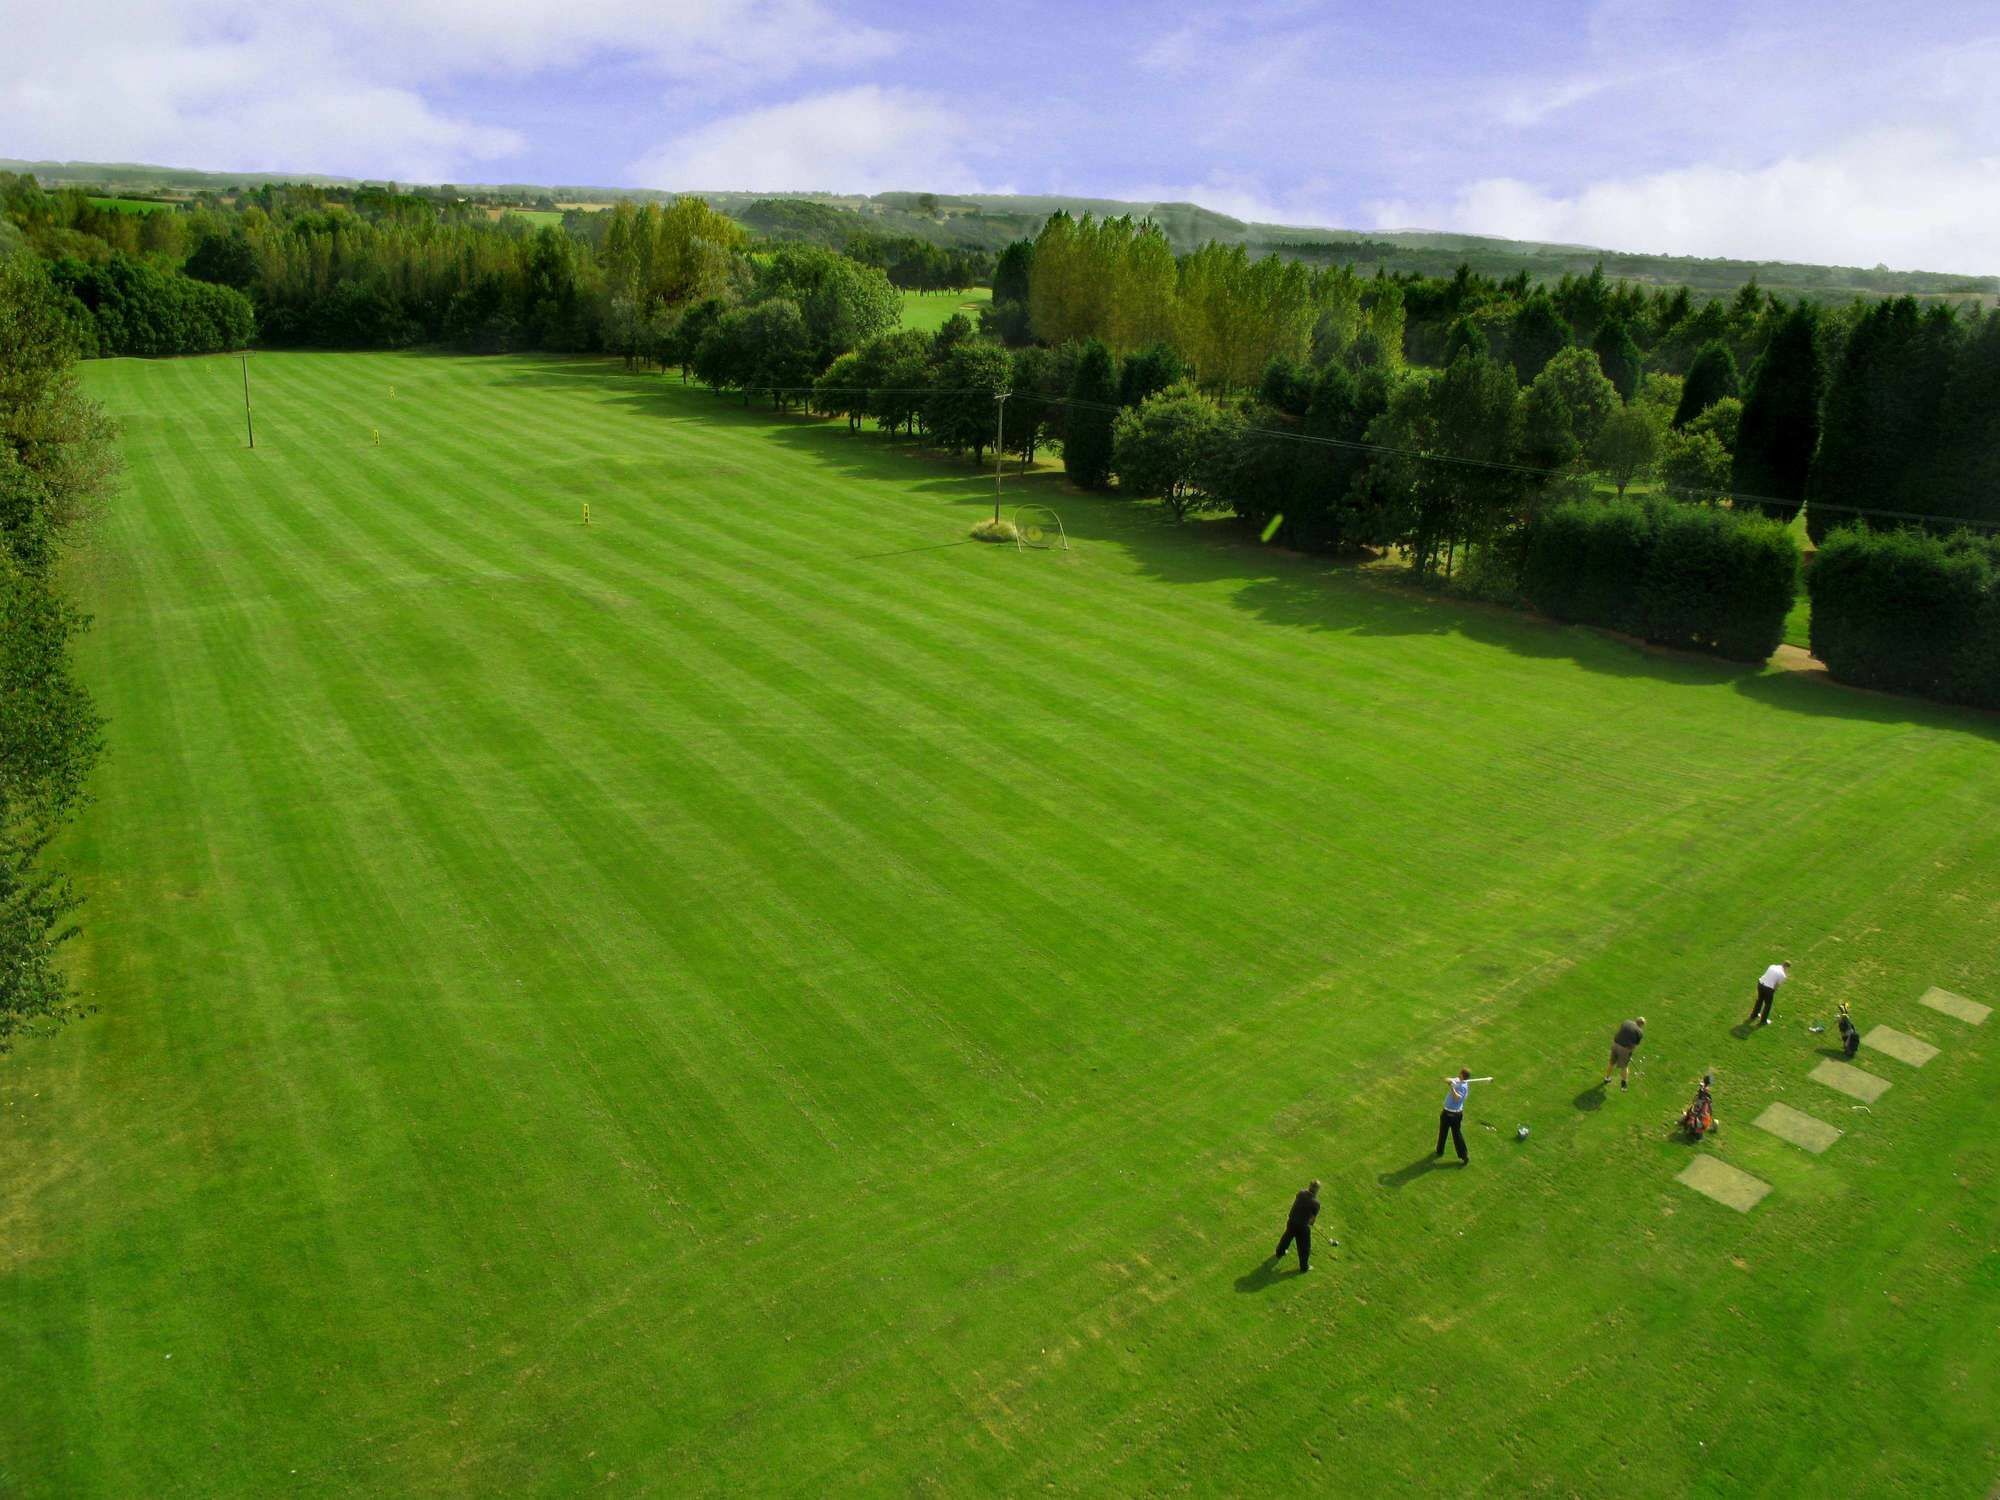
top-left (5, 351), bottom-right (1997, 1497)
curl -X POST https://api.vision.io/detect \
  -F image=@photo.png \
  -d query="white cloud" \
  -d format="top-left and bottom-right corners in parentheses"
top-left (1, 0), bottom-right (894, 180)
top-left (1375, 130), bottom-right (2000, 276)
top-left (630, 86), bottom-right (994, 195)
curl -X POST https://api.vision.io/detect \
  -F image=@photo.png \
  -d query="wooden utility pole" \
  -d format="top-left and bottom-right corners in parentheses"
top-left (993, 390), bottom-right (1010, 523)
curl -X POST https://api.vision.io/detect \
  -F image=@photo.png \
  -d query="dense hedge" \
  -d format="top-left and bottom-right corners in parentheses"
top-left (1522, 499), bottom-right (1798, 662)
top-left (1807, 526), bottom-right (2000, 708)
top-left (46, 254), bottom-right (254, 357)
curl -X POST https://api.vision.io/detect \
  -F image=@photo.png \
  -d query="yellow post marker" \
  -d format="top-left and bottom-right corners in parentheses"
top-left (582, 503), bottom-right (591, 526)
top-left (371, 429), bottom-right (380, 446)
top-left (389, 385), bottom-right (396, 397)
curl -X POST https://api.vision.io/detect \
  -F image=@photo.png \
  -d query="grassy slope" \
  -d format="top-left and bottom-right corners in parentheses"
top-left (899, 286), bottom-right (992, 335)
top-left (5, 352), bottom-right (1997, 1498)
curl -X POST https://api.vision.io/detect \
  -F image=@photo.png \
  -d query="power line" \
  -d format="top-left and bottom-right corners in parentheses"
top-left (720, 381), bottom-right (2000, 532)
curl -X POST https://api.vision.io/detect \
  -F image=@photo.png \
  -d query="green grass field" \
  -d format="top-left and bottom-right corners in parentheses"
top-left (86, 195), bottom-right (174, 214)
top-left (7, 351), bottom-right (1998, 1496)
top-left (899, 285), bottom-right (992, 334)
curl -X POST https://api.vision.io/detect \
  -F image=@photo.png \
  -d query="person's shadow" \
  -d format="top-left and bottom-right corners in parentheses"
top-left (1573, 1083), bottom-right (1607, 1112)
top-left (1729, 1023), bottom-right (1755, 1040)
top-left (1377, 1155), bottom-right (1445, 1189)
top-left (1234, 1257), bottom-right (1301, 1293)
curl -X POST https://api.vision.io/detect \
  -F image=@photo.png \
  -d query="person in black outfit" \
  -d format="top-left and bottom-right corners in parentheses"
top-left (1837, 1002), bottom-right (1860, 1059)
top-left (1274, 1180), bottom-right (1326, 1272)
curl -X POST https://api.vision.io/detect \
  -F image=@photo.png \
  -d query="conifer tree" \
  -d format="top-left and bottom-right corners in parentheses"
top-left (1732, 304), bottom-right (1822, 523)
top-left (1064, 338), bottom-right (1118, 489)
top-left (1592, 316), bottom-right (1643, 402)
top-left (1508, 292), bottom-right (1571, 384)
top-left (1671, 341), bottom-right (1739, 428)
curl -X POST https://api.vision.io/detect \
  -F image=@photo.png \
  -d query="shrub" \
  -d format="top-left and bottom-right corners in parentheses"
top-left (1521, 500), bottom-right (1651, 634)
top-left (970, 518), bottom-right (1018, 543)
top-left (1522, 498), bottom-right (1797, 662)
top-left (1808, 526), bottom-right (2000, 707)
top-left (1639, 504), bottom-right (1796, 661)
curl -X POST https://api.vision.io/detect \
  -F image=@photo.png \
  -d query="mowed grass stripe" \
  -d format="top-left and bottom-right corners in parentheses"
top-left (11, 352), bottom-right (1997, 1497)
top-left (180, 358), bottom-right (2000, 1488)
top-left (278, 362), bottom-right (2000, 1496)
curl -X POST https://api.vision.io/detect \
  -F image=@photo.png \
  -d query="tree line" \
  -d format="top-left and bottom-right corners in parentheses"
top-left (0, 257), bottom-right (114, 1052)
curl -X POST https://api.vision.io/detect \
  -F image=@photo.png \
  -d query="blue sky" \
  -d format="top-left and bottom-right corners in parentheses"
top-left (7, 0), bottom-right (2000, 272)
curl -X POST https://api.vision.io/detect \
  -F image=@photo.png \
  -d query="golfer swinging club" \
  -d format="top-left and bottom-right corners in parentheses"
top-left (1436, 1068), bottom-right (1493, 1163)
top-left (1747, 960), bottom-right (1791, 1027)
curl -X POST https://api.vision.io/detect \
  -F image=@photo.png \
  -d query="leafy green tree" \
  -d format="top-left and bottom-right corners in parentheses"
top-left (1732, 303), bottom-right (1822, 523)
top-left (1063, 338), bottom-right (1118, 489)
top-left (1004, 345), bottom-right (1069, 469)
top-left (1508, 292), bottom-right (1571, 384)
top-left (1257, 356), bottom-right (1315, 418)
top-left (1592, 316), bottom-right (1643, 402)
top-left (1365, 354), bottom-right (1521, 576)
top-left (183, 230), bottom-right (258, 290)
top-left (849, 329), bottom-right (932, 437)
top-left (1659, 427), bottom-right (1733, 503)
top-left (1682, 396), bottom-right (1738, 450)
top-left (1442, 316), bottom-right (1490, 366)
top-left (662, 297), bottom-right (726, 382)
top-left (1119, 341), bottom-right (1190, 407)
top-left (925, 340), bottom-right (1011, 464)
top-left (755, 244), bottom-right (898, 367)
top-left (932, 312), bottom-right (973, 354)
top-left (0, 258), bottom-right (113, 1052)
top-left (815, 351), bottom-right (869, 430)
top-left (1530, 347), bottom-right (1619, 451)
top-left (1111, 382), bottom-right (1230, 520)
top-left (1513, 378), bottom-right (1580, 476)
top-left (1671, 341), bottom-right (1740, 428)
top-left (1594, 404), bottom-right (1663, 497)
top-left (1287, 361), bottom-right (1390, 550)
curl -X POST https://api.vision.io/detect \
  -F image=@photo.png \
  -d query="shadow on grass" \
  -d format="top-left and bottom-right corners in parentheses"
top-left (481, 356), bottom-right (2000, 742)
top-left (1573, 1083), bottom-right (1607, 1112)
top-left (1233, 1258), bottom-right (1303, 1293)
top-left (1728, 1023), bottom-right (1757, 1040)
top-left (1377, 1155), bottom-right (1449, 1189)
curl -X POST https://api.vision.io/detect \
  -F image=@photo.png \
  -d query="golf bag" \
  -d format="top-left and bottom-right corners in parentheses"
top-left (1679, 1080), bottom-right (1716, 1140)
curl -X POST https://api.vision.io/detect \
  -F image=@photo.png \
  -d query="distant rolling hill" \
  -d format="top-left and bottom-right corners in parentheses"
top-left (6, 158), bottom-right (1992, 304)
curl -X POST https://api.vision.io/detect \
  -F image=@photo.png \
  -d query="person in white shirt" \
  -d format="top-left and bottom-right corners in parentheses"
top-left (1746, 961), bottom-right (1791, 1026)
top-left (1435, 1068), bottom-right (1492, 1163)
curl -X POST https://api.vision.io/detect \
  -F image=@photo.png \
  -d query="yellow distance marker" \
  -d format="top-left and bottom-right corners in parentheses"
top-left (582, 503), bottom-right (591, 526)
top-left (371, 429), bottom-right (380, 446)
top-left (1260, 513), bottom-right (1285, 543)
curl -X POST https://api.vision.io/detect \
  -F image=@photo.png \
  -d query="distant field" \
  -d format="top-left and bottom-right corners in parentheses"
top-left (87, 196), bottom-right (174, 214)
top-left (483, 208), bottom-right (564, 228)
top-left (7, 350), bottom-right (1997, 1496)
top-left (899, 284), bottom-right (992, 333)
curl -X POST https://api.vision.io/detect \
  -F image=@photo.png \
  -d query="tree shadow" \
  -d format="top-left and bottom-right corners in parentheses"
top-left (1233, 1257), bottom-right (1300, 1293)
top-left (1573, 1083), bottom-right (1607, 1112)
top-left (1377, 1155), bottom-right (1446, 1189)
top-left (474, 355), bottom-right (2000, 744)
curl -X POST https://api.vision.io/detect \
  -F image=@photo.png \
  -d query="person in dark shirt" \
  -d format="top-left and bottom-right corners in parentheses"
top-left (1274, 1181), bottom-right (1326, 1272)
top-left (1603, 1016), bottom-right (1646, 1089)
top-left (1837, 1002), bottom-right (1859, 1059)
